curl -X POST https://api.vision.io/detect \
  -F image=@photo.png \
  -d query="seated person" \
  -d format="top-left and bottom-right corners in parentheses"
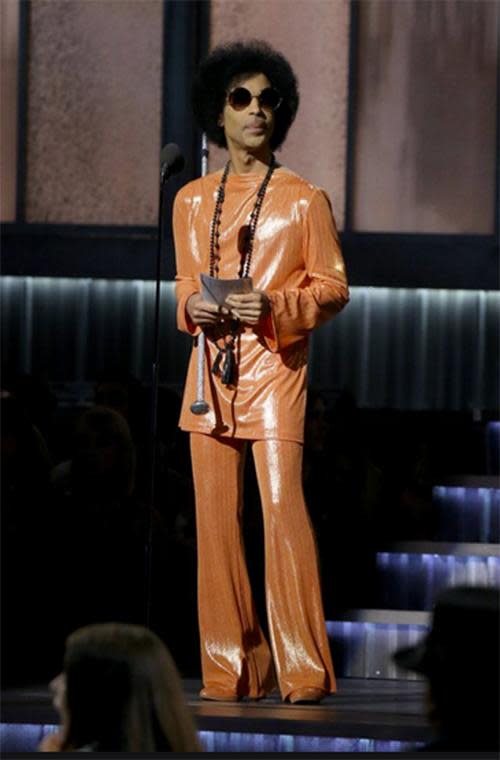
top-left (39, 622), bottom-right (201, 752)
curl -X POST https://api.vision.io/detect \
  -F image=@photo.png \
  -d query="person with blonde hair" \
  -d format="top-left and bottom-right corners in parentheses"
top-left (39, 622), bottom-right (201, 752)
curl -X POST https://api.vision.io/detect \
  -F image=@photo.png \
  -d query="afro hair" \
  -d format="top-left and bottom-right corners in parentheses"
top-left (192, 40), bottom-right (299, 151)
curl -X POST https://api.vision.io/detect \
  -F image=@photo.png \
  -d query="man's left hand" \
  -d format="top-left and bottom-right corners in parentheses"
top-left (225, 291), bottom-right (270, 325)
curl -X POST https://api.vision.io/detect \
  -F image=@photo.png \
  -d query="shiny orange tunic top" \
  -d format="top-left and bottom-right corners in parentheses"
top-left (173, 167), bottom-right (349, 442)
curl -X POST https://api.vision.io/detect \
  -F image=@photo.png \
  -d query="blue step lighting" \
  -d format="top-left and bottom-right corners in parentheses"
top-left (0, 724), bottom-right (58, 753)
top-left (433, 486), bottom-right (500, 542)
top-left (0, 724), bottom-right (422, 753)
top-left (199, 730), bottom-right (421, 753)
top-left (326, 619), bottom-right (428, 680)
top-left (376, 551), bottom-right (500, 610)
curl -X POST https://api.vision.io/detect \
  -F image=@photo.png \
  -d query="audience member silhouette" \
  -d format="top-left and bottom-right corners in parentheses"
top-left (94, 371), bottom-right (193, 535)
top-left (393, 585), bottom-right (500, 752)
top-left (1, 371), bottom-right (57, 445)
top-left (94, 372), bottom-right (148, 487)
top-left (1, 392), bottom-right (52, 519)
top-left (1, 392), bottom-right (55, 683)
top-left (39, 622), bottom-right (201, 752)
top-left (303, 388), bottom-right (381, 613)
top-left (51, 406), bottom-right (144, 628)
top-left (52, 404), bottom-right (136, 505)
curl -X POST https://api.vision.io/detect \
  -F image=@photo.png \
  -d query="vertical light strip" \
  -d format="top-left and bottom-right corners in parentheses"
top-left (416, 289), bottom-right (429, 408)
top-left (475, 290), bottom-right (487, 411)
top-left (358, 288), bottom-right (371, 406)
top-left (21, 277), bottom-right (33, 373)
top-left (451, 291), bottom-right (463, 408)
top-left (131, 280), bottom-right (146, 379)
top-left (435, 290), bottom-right (448, 408)
top-left (394, 289), bottom-right (406, 409)
top-left (481, 489), bottom-right (491, 543)
top-left (75, 279), bottom-right (90, 383)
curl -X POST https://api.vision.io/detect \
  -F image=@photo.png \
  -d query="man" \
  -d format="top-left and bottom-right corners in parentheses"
top-left (393, 586), bottom-right (500, 752)
top-left (173, 41), bottom-right (349, 704)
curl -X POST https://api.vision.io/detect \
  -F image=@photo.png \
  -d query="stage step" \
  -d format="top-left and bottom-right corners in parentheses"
top-left (375, 542), bottom-right (500, 610)
top-left (486, 421), bottom-right (499, 475)
top-left (433, 485), bottom-right (500, 542)
top-left (327, 609), bottom-right (429, 681)
top-left (436, 475), bottom-right (500, 487)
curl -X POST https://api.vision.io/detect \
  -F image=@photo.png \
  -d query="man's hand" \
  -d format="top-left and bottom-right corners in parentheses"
top-left (225, 291), bottom-right (270, 325)
top-left (186, 293), bottom-right (230, 326)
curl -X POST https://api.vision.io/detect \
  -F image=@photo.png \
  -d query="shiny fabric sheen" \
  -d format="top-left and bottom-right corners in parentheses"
top-left (174, 167), bottom-right (347, 700)
top-left (173, 168), bottom-right (349, 442)
top-left (190, 433), bottom-right (336, 699)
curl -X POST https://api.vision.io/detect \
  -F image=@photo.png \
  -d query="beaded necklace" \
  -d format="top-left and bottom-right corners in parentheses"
top-left (208, 155), bottom-right (276, 386)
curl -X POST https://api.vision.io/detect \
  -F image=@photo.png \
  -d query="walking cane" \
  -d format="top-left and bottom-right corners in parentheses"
top-left (190, 133), bottom-right (210, 415)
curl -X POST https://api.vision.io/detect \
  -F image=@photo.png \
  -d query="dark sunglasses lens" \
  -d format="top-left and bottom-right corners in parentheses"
top-left (260, 88), bottom-right (282, 110)
top-left (228, 87), bottom-right (252, 110)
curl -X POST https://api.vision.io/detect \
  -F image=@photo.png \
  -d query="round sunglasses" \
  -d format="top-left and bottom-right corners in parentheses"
top-left (227, 86), bottom-right (283, 112)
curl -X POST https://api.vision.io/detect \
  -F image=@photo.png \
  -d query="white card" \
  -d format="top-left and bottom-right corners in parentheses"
top-left (200, 273), bottom-right (253, 306)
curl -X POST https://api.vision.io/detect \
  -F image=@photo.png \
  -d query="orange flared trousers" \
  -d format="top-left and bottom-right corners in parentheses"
top-left (190, 432), bottom-right (336, 701)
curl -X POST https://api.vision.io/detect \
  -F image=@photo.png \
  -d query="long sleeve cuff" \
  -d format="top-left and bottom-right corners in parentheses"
top-left (261, 279), bottom-right (349, 353)
top-left (176, 287), bottom-right (201, 336)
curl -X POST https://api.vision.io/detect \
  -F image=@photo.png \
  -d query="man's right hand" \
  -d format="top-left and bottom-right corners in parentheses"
top-left (186, 293), bottom-right (230, 326)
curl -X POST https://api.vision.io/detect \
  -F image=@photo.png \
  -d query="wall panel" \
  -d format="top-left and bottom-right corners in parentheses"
top-left (0, 0), bottom-right (20, 221)
top-left (26, 0), bottom-right (163, 225)
top-left (351, 0), bottom-right (498, 233)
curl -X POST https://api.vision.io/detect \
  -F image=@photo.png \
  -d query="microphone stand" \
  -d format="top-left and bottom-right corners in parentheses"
top-left (190, 133), bottom-right (210, 416)
top-left (144, 162), bottom-right (170, 628)
top-left (143, 143), bottom-right (193, 628)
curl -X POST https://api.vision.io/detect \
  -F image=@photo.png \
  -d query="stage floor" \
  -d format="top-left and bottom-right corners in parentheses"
top-left (188, 678), bottom-right (431, 743)
top-left (1, 677), bottom-right (432, 752)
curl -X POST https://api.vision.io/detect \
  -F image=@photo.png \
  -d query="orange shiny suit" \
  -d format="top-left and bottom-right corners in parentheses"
top-left (173, 167), bottom-right (349, 700)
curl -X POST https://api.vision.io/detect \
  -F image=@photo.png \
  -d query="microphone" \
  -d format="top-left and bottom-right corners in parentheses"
top-left (160, 143), bottom-right (185, 184)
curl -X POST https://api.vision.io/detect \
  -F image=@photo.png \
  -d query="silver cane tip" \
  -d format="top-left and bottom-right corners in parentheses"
top-left (190, 400), bottom-right (210, 415)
